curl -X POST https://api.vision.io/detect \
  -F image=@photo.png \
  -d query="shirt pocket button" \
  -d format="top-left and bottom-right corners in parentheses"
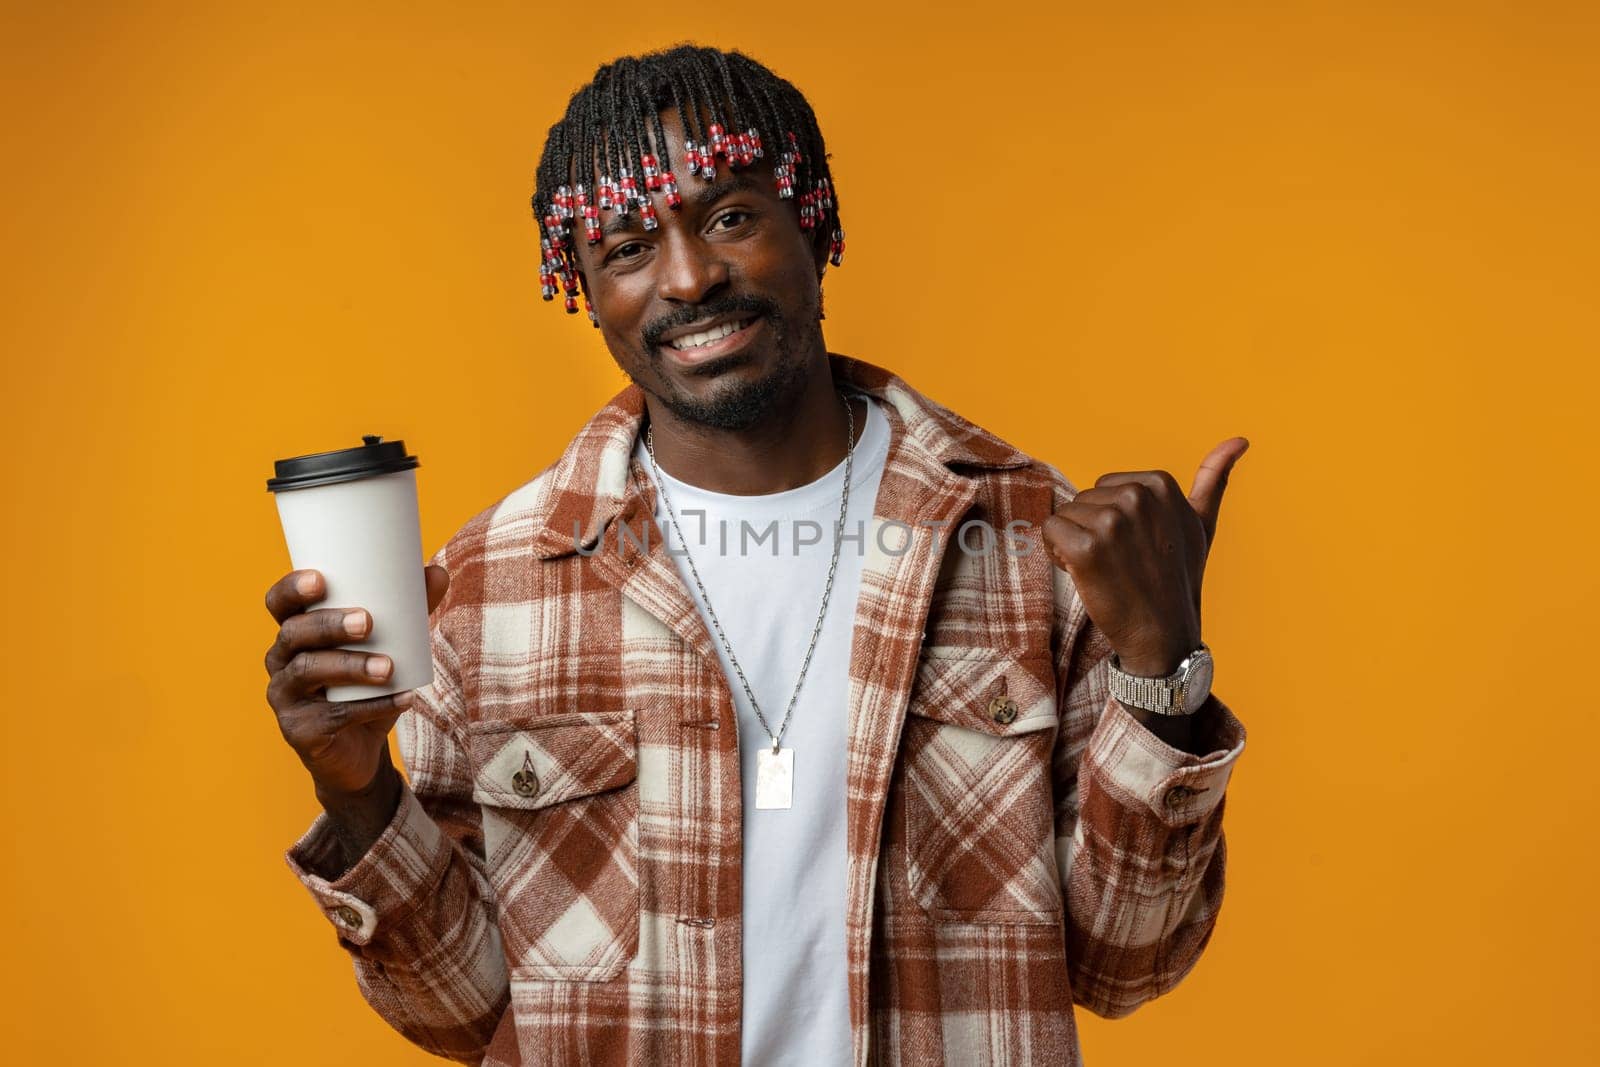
top-left (988, 696), bottom-right (1018, 725)
top-left (511, 750), bottom-right (542, 797)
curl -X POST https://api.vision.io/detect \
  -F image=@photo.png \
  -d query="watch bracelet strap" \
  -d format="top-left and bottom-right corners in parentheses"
top-left (1108, 653), bottom-right (1184, 715)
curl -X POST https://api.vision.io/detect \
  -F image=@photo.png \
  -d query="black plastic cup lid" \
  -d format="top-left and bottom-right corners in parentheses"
top-left (267, 434), bottom-right (420, 493)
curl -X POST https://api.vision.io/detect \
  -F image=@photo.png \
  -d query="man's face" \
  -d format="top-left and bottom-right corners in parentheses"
top-left (568, 109), bottom-right (829, 431)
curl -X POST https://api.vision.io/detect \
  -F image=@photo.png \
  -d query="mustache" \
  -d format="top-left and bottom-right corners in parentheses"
top-left (641, 294), bottom-right (779, 350)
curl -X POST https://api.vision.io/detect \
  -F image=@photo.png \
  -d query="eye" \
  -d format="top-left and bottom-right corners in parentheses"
top-left (710, 209), bottom-right (753, 232)
top-left (606, 241), bottom-right (647, 264)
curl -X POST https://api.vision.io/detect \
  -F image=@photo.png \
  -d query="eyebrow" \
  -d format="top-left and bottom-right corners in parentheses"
top-left (597, 172), bottom-right (764, 240)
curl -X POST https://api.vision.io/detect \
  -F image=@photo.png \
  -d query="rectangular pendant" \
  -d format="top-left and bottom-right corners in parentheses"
top-left (755, 747), bottom-right (794, 810)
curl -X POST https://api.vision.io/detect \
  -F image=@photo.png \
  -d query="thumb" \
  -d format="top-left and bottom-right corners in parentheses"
top-left (1188, 436), bottom-right (1250, 546)
top-left (425, 564), bottom-right (451, 615)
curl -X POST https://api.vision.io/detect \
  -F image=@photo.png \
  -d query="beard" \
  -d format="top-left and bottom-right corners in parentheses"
top-left (633, 289), bottom-right (823, 432)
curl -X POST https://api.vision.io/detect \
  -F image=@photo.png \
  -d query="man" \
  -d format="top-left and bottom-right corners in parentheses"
top-left (263, 44), bottom-right (1249, 1065)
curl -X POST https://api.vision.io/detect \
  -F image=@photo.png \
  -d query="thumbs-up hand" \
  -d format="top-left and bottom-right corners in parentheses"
top-left (1042, 437), bottom-right (1249, 677)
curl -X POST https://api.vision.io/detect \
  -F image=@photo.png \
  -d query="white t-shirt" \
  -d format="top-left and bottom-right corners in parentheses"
top-left (634, 393), bottom-right (890, 1067)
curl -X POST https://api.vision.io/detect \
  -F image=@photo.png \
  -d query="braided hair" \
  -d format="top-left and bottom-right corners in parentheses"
top-left (532, 44), bottom-right (844, 324)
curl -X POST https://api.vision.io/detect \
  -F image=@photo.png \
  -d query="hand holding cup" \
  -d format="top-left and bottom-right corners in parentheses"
top-left (262, 565), bottom-right (450, 797)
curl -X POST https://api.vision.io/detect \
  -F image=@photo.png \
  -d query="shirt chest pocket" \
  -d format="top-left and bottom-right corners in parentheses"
top-left (466, 709), bottom-right (640, 982)
top-left (900, 648), bottom-right (1063, 925)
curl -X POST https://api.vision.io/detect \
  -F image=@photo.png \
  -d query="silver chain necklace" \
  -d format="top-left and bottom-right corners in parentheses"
top-left (642, 391), bottom-right (856, 810)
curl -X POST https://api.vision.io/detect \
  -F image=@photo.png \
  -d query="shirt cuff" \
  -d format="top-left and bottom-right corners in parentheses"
top-left (1089, 692), bottom-right (1247, 828)
top-left (284, 779), bottom-right (452, 947)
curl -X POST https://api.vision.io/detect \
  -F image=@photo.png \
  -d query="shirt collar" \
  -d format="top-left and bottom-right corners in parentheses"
top-left (528, 352), bottom-right (1032, 560)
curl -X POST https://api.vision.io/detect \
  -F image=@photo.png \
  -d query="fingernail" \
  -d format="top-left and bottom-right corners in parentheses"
top-left (367, 656), bottom-right (391, 678)
top-left (394, 691), bottom-right (415, 708)
top-left (343, 611), bottom-right (368, 637)
top-left (296, 572), bottom-right (319, 596)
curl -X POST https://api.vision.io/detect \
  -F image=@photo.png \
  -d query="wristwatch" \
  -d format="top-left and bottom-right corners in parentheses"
top-left (1107, 643), bottom-right (1214, 716)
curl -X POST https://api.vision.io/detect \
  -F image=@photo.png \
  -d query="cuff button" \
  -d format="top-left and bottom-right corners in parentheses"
top-left (332, 904), bottom-right (362, 928)
top-left (1163, 785), bottom-right (1192, 808)
top-left (988, 696), bottom-right (1018, 725)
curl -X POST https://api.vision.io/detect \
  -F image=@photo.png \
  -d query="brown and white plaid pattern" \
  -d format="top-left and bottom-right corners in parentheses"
top-left (285, 353), bottom-right (1247, 1065)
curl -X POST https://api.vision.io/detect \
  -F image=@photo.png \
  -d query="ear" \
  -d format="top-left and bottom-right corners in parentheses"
top-left (571, 260), bottom-right (596, 325)
top-left (809, 220), bottom-right (831, 282)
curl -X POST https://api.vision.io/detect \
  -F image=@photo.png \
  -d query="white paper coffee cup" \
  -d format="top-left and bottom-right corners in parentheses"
top-left (267, 434), bottom-right (434, 702)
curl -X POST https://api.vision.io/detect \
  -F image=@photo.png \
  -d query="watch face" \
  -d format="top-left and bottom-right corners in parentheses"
top-left (1182, 651), bottom-right (1214, 714)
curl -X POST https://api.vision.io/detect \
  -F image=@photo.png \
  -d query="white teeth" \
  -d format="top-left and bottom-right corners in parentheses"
top-left (669, 318), bottom-right (752, 351)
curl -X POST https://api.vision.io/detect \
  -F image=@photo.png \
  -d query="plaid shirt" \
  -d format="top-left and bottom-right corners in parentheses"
top-left (285, 353), bottom-right (1247, 1065)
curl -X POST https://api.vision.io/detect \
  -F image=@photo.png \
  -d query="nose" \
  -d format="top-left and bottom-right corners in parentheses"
top-left (655, 230), bottom-right (730, 305)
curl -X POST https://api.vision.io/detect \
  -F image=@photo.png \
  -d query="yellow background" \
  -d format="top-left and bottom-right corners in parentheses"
top-left (3, 2), bottom-right (1596, 1063)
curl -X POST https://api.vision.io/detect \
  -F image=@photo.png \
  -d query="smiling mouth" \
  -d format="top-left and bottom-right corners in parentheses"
top-left (663, 316), bottom-right (758, 352)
